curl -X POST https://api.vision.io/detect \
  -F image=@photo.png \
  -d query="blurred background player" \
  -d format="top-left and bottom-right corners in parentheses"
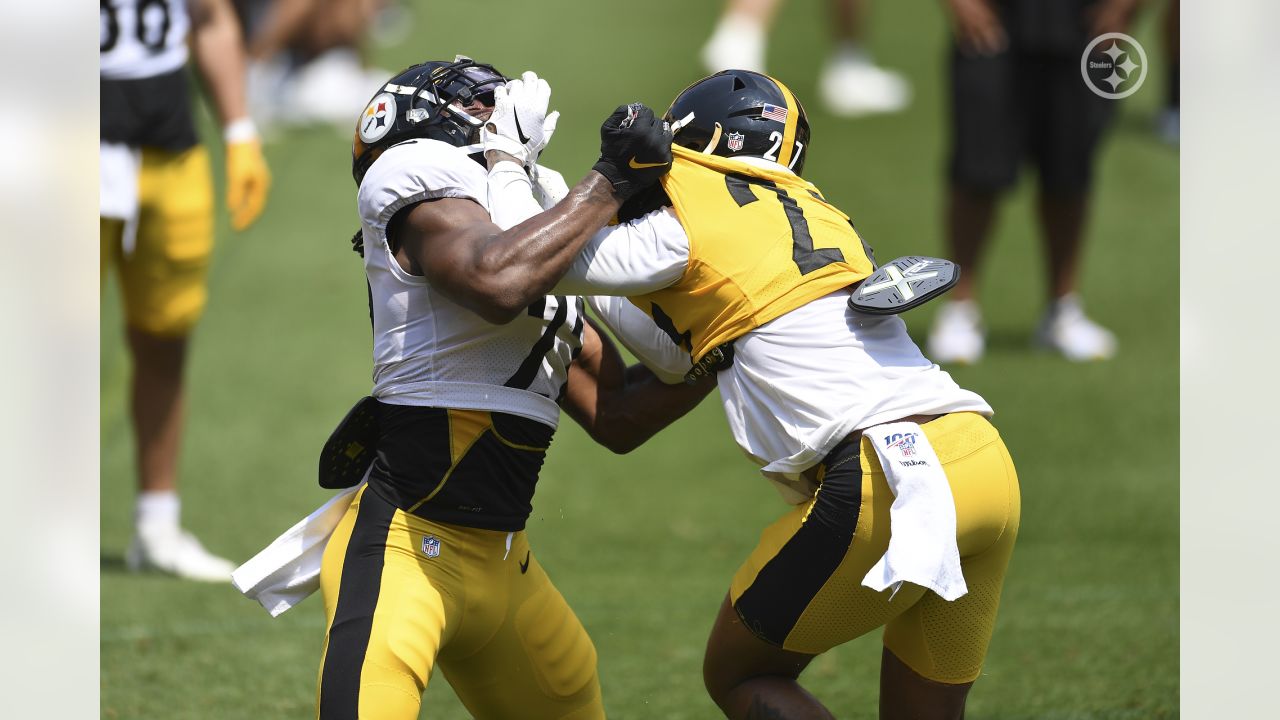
top-left (700, 0), bottom-right (910, 116)
top-left (235, 0), bottom-right (393, 127)
top-left (101, 0), bottom-right (271, 581)
top-left (927, 0), bottom-right (1138, 364)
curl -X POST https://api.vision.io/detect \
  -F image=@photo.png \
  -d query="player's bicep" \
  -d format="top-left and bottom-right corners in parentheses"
top-left (187, 0), bottom-right (232, 28)
top-left (396, 197), bottom-right (514, 321)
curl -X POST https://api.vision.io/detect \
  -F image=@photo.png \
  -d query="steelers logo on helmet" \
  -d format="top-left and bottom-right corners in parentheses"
top-left (351, 58), bottom-right (508, 184)
top-left (358, 92), bottom-right (397, 144)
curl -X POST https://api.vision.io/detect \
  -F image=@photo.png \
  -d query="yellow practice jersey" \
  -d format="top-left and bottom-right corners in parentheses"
top-left (629, 145), bottom-right (876, 361)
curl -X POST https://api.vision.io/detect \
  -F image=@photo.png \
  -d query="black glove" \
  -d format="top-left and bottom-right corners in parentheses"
top-left (592, 103), bottom-right (673, 199)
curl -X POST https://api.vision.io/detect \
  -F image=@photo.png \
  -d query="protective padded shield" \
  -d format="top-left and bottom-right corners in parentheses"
top-left (848, 256), bottom-right (960, 315)
top-left (318, 396), bottom-right (381, 489)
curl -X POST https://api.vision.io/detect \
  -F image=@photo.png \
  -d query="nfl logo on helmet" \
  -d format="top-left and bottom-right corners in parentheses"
top-left (726, 132), bottom-right (745, 152)
top-left (421, 535), bottom-right (442, 558)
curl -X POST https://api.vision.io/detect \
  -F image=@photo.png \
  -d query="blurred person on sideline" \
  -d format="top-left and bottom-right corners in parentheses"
top-left (501, 69), bottom-right (1021, 718)
top-left (236, 0), bottom-right (392, 127)
top-left (927, 0), bottom-right (1139, 363)
top-left (100, 0), bottom-right (271, 581)
top-left (701, 0), bottom-right (911, 116)
top-left (305, 58), bottom-right (715, 718)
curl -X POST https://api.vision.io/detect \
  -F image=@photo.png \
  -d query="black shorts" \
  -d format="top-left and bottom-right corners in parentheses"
top-left (101, 67), bottom-right (198, 152)
top-left (367, 402), bottom-right (555, 532)
top-left (947, 45), bottom-right (1114, 193)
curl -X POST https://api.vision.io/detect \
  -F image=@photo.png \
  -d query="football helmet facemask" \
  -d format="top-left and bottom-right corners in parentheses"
top-left (663, 70), bottom-right (811, 176)
top-left (351, 56), bottom-right (507, 184)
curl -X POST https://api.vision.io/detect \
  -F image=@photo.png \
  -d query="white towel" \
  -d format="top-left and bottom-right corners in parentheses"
top-left (232, 483), bottom-right (363, 617)
top-left (860, 422), bottom-right (968, 602)
top-left (99, 141), bottom-right (142, 254)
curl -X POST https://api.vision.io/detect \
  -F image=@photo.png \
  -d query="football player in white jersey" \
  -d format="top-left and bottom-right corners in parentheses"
top-left (101, 0), bottom-right (271, 581)
top-left (315, 58), bottom-right (714, 719)
top-left (497, 70), bottom-right (1023, 719)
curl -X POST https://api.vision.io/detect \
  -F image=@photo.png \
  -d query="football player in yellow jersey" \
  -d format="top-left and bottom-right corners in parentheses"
top-left (544, 71), bottom-right (1021, 719)
top-left (101, 0), bottom-right (271, 580)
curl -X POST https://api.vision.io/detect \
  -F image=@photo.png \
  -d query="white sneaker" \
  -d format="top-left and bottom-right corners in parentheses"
top-left (818, 49), bottom-right (911, 117)
top-left (701, 14), bottom-right (766, 74)
top-left (1034, 295), bottom-right (1117, 361)
top-left (928, 300), bottom-right (985, 364)
top-left (126, 525), bottom-right (236, 582)
top-left (284, 49), bottom-right (383, 127)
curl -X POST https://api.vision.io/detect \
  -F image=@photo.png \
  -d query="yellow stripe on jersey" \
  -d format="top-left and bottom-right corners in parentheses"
top-left (632, 145), bottom-right (874, 361)
top-left (767, 74), bottom-right (800, 168)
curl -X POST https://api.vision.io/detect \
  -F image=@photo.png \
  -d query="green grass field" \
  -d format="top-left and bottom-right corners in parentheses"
top-left (102, 1), bottom-right (1179, 717)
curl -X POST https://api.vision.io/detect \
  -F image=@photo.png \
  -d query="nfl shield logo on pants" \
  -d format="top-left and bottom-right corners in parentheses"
top-left (421, 535), bottom-right (441, 558)
top-left (726, 132), bottom-right (745, 152)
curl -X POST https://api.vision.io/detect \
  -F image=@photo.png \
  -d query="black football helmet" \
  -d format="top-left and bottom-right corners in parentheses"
top-left (351, 56), bottom-right (507, 184)
top-left (663, 70), bottom-right (811, 176)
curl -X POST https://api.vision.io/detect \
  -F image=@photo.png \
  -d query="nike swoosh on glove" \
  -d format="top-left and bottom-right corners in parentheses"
top-left (592, 103), bottom-right (673, 199)
top-left (481, 70), bottom-right (560, 167)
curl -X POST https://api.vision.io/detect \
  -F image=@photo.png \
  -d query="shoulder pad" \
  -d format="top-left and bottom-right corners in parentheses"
top-left (357, 139), bottom-right (487, 228)
top-left (848, 256), bottom-right (960, 315)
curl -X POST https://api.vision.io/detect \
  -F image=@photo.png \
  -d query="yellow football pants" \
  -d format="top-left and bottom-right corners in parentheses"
top-left (101, 145), bottom-right (214, 337)
top-left (317, 485), bottom-right (605, 719)
top-left (730, 412), bottom-right (1021, 684)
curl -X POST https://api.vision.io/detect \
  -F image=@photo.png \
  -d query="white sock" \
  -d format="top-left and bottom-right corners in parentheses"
top-left (1048, 293), bottom-right (1083, 317)
top-left (135, 490), bottom-right (180, 532)
top-left (831, 40), bottom-right (869, 64)
top-left (944, 298), bottom-right (980, 316)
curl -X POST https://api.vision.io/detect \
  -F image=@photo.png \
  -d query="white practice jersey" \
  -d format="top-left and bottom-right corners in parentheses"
top-left (358, 140), bottom-right (584, 429)
top-left (100, 0), bottom-right (191, 80)
top-left (556, 158), bottom-right (992, 486)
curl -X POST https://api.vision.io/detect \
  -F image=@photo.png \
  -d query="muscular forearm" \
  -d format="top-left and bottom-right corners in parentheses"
top-left (565, 321), bottom-right (714, 454)
top-left (464, 172), bottom-right (622, 321)
top-left (592, 364), bottom-right (716, 454)
top-left (190, 0), bottom-right (250, 127)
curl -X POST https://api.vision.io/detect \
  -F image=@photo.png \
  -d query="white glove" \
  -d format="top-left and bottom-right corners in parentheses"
top-left (480, 70), bottom-right (560, 166)
top-left (530, 164), bottom-right (569, 209)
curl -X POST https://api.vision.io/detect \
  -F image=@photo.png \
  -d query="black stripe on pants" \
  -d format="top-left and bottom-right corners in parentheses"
top-left (318, 489), bottom-right (398, 719)
top-left (733, 442), bottom-right (863, 647)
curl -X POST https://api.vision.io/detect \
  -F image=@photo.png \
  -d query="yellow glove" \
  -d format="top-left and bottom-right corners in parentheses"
top-left (224, 119), bottom-right (271, 231)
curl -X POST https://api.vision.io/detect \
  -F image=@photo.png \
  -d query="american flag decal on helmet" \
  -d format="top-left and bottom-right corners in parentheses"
top-left (761, 104), bottom-right (788, 123)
